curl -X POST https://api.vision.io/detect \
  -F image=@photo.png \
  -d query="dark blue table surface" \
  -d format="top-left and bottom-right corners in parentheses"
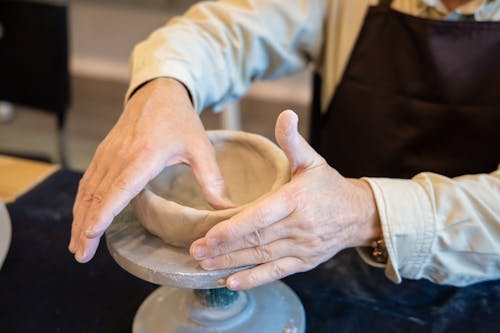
top-left (1, 170), bottom-right (499, 332)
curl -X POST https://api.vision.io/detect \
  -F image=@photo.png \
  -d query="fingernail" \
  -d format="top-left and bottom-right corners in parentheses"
top-left (192, 246), bottom-right (207, 259)
top-left (206, 237), bottom-right (219, 248)
top-left (201, 258), bottom-right (215, 270)
top-left (227, 278), bottom-right (240, 290)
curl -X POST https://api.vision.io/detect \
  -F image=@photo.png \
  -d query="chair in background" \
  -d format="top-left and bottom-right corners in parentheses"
top-left (0, 0), bottom-right (70, 167)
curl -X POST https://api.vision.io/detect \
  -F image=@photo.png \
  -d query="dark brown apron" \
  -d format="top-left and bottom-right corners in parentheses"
top-left (291, 1), bottom-right (500, 331)
top-left (311, 0), bottom-right (500, 179)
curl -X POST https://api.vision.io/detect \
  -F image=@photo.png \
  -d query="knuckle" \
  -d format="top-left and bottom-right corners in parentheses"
top-left (309, 235), bottom-right (324, 250)
top-left (245, 229), bottom-right (265, 247)
top-left (92, 191), bottom-right (104, 205)
top-left (95, 141), bottom-right (108, 158)
top-left (221, 254), bottom-right (236, 268)
top-left (270, 262), bottom-right (286, 280)
top-left (302, 239), bottom-right (329, 262)
top-left (298, 238), bottom-right (324, 260)
top-left (223, 223), bottom-right (239, 244)
top-left (297, 217), bottom-right (315, 230)
top-left (78, 177), bottom-right (87, 190)
top-left (114, 178), bottom-right (129, 192)
top-left (207, 234), bottom-right (231, 255)
top-left (77, 181), bottom-right (91, 199)
top-left (254, 246), bottom-right (273, 262)
top-left (82, 190), bottom-right (94, 203)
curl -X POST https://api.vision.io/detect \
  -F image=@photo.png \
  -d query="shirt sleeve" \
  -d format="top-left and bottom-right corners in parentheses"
top-left (126, 0), bottom-right (327, 113)
top-left (362, 164), bottom-right (500, 286)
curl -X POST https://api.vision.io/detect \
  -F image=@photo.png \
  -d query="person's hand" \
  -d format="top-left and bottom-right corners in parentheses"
top-left (190, 110), bottom-right (381, 290)
top-left (69, 78), bottom-right (233, 263)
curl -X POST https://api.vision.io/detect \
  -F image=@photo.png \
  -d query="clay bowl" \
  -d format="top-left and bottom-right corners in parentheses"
top-left (131, 130), bottom-right (290, 248)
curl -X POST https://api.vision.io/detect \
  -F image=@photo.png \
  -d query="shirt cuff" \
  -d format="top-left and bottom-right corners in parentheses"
top-left (361, 177), bottom-right (435, 283)
top-left (125, 60), bottom-right (201, 113)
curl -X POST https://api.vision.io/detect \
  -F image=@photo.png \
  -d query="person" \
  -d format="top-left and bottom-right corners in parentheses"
top-left (69, 0), bottom-right (500, 294)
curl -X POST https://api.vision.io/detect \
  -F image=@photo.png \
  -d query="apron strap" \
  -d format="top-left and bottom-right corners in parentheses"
top-left (378, 0), bottom-right (394, 8)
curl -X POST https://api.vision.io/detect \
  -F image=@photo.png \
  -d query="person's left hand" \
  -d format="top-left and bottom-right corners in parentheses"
top-left (190, 110), bottom-right (382, 290)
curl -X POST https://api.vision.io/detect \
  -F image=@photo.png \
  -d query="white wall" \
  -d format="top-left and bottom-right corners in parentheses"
top-left (70, 1), bottom-right (311, 106)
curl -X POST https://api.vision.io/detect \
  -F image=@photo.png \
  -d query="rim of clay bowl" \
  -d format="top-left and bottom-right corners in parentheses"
top-left (143, 130), bottom-right (291, 217)
top-left (0, 202), bottom-right (12, 270)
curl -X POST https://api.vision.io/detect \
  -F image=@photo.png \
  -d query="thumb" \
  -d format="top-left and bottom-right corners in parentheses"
top-left (189, 141), bottom-right (235, 210)
top-left (275, 109), bottom-right (319, 173)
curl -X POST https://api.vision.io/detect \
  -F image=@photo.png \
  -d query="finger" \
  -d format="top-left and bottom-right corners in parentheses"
top-left (199, 239), bottom-right (294, 270)
top-left (69, 226), bottom-right (79, 254)
top-left (74, 145), bottom-right (162, 261)
top-left (70, 158), bottom-right (102, 251)
top-left (70, 127), bottom-right (116, 241)
top-left (202, 188), bottom-right (295, 248)
top-left (189, 138), bottom-right (234, 210)
top-left (72, 128), bottom-right (133, 259)
top-left (70, 157), bottom-right (106, 254)
top-left (74, 158), bottom-right (158, 261)
top-left (74, 232), bottom-right (100, 263)
top-left (226, 257), bottom-right (304, 290)
top-left (275, 109), bottom-right (318, 173)
top-left (191, 216), bottom-right (288, 259)
top-left (69, 187), bottom-right (86, 253)
top-left (71, 134), bottom-right (120, 257)
top-left (83, 151), bottom-right (163, 240)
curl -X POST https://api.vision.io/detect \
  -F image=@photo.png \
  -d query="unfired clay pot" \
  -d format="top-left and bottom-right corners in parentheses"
top-left (0, 202), bottom-right (11, 270)
top-left (131, 130), bottom-right (290, 248)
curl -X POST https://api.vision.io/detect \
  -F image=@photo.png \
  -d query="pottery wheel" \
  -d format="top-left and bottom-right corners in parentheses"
top-left (106, 206), bottom-right (251, 289)
top-left (106, 206), bottom-right (306, 333)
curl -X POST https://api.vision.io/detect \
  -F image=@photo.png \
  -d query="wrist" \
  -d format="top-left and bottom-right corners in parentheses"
top-left (346, 178), bottom-right (382, 247)
top-left (130, 77), bottom-right (192, 104)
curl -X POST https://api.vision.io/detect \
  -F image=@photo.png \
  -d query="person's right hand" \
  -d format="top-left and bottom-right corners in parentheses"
top-left (69, 78), bottom-right (233, 263)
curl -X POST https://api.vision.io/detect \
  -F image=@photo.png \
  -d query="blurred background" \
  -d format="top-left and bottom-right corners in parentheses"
top-left (0, 0), bottom-right (311, 171)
